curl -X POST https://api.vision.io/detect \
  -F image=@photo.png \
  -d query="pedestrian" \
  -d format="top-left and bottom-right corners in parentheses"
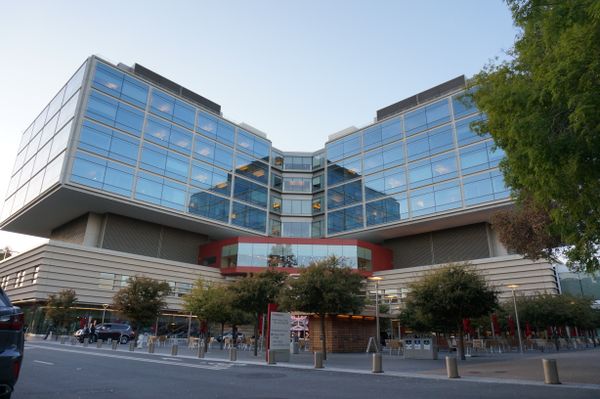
top-left (90, 320), bottom-right (97, 342)
top-left (43, 323), bottom-right (55, 340)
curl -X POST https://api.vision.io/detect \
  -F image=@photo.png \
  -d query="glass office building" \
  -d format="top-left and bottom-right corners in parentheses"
top-left (0, 55), bottom-right (558, 308)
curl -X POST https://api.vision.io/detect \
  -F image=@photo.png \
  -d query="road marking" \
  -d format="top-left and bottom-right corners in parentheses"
top-left (161, 357), bottom-right (183, 361)
top-left (33, 360), bottom-right (54, 365)
top-left (27, 345), bottom-right (233, 371)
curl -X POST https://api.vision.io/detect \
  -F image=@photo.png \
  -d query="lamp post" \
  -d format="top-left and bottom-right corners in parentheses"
top-left (101, 304), bottom-right (109, 324)
top-left (368, 276), bottom-right (383, 352)
top-left (507, 284), bottom-right (523, 354)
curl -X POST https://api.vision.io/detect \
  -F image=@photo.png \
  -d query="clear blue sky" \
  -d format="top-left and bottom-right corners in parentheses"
top-left (0, 0), bottom-right (517, 252)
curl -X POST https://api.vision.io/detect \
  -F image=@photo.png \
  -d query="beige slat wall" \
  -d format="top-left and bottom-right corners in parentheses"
top-left (373, 255), bottom-right (559, 303)
top-left (0, 241), bottom-right (224, 310)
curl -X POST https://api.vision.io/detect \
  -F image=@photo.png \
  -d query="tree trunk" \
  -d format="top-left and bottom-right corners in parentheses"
top-left (220, 322), bottom-right (225, 350)
top-left (458, 324), bottom-right (465, 360)
top-left (253, 314), bottom-right (259, 357)
top-left (320, 313), bottom-right (327, 361)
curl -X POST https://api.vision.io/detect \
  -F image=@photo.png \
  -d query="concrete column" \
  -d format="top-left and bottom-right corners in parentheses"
top-left (171, 344), bottom-right (178, 356)
top-left (314, 352), bottom-right (324, 369)
top-left (542, 359), bottom-right (561, 384)
top-left (372, 353), bottom-right (383, 373)
top-left (446, 356), bottom-right (459, 378)
top-left (229, 348), bottom-right (237, 361)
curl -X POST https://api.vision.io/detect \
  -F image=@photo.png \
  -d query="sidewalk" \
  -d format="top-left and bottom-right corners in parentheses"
top-left (27, 335), bottom-right (600, 387)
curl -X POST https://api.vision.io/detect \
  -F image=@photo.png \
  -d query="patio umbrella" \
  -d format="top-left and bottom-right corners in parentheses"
top-left (507, 315), bottom-right (515, 337)
top-left (525, 322), bottom-right (532, 338)
top-left (491, 314), bottom-right (500, 336)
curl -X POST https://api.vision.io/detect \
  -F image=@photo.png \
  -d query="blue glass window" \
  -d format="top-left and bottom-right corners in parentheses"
top-left (404, 107), bottom-right (427, 136)
top-left (231, 202), bottom-right (266, 233)
top-left (70, 151), bottom-right (134, 197)
top-left (363, 150), bottom-right (384, 175)
top-left (409, 153), bottom-right (457, 189)
top-left (405, 99), bottom-right (451, 137)
top-left (382, 142), bottom-right (404, 169)
top-left (79, 120), bottom-right (139, 165)
top-left (190, 160), bottom-right (231, 196)
top-left (144, 116), bottom-right (192, 155)
top-left (93, 62), bottom-right (149, 108)
top-left (327, 180), bottom-right (363, 210)
top-left (407, 125), bottom-right (454, 162)
top-left (327, 156), bottom-right (362, 186)
top-left (327, 205), bottom-right (363, 234)
top-left (193, 135), bottom-right (234, 171)
top-left (326, 132), bottom-right (361, 162)
top-left (462, 170), bottom-right (509, 206)
top-left (235, 153), bottom-right (269, 184)
top-left (364, 166), bottom-right (407, 201)
top-left (236, 130), bottom-right (270, 162)
top-left (233, 177), bottom-right (268, 208)
top-left (460, 141), bottom-right (504, 175)
top-left (282, 177), bottom-right (312, 193)
top-left (139, 143), bottom-right (189, 182)
top-left (188, 191), bottom-right (230, 223)
top-left (456, 114), bottom-right (488, 146)
top-left (452, 89), bottom-right (478, 119)
top-left (173, 101), bottom-right (195, 130)
top-left (366, 194), bottom-right (408, 226)
top-left (150, 90), bottom-right (175, 119)
top-left (86, 91), bottom-right (144, 136)
top-left (135, 172), bottom-right (186, 211)
top-left (410, 181), bottom-right (461, 218)
top-left (282, 222), bottom-right (311, 238)
top-left (281, 199), bottom-right (312, 215)
top-left (196, 111), bottom-right (218, 139)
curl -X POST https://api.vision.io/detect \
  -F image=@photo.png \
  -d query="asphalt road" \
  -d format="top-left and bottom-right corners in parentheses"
top-left (13, 343), bottom-right (599, 399)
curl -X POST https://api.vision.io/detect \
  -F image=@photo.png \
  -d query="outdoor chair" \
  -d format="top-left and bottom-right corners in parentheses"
top-left (386, 339), bottom-right (401, 355)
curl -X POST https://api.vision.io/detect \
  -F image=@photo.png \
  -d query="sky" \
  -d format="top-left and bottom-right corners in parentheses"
top-left (0, 0), bottom-right (517, 253)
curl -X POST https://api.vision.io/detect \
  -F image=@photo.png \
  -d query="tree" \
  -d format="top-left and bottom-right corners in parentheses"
top-left (112, 276), bottom-right (170, 343)
top-left (229, 269), bottom-right (288, 356)
top-left (0, 247), bottom-right (12, 261)
top-left (183, 280), bottom-right (249, 350)
top-left (45, 289), bottom-right (77, 333)
top-left (402, 264), bottom-right (498, 360)
top-left (278, 257), bottom-right (365, 360)
top-left (471, 0), bottom-right (600, 272)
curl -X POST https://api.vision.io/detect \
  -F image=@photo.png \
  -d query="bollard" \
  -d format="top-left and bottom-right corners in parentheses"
top-left (83, 338), bottom-right (89, 347)
top-left (71, 337), bottom-right (77, 345)
top-left (314, 352), bottom-right (324, 369)
top-left (542, 359), bottom-right (561, 384)
top-left (148, 342), bottom-right (155, 354)
top-left (171, 344), bottom-right (178, 356)
top-left (112, 340), bottom-right (118, 350)
top-left (129, 341), bottom-right (135, 351)
top-left (60, 336), bottom-right (67, 344)
top-left (267, 349), bottom-right (276, 364)
top-left (372, 352), bottom-right (383, 373)
top-left (96, 339), bottom-right (103, 348)
top-left (107, 338), bottom-right (112, 345)
top-left (197, 344), bottom-right (205, 358)
top-left (229, 347), bottom-right (237, 361)
top-left (446, 356), bottom-right (459, 378)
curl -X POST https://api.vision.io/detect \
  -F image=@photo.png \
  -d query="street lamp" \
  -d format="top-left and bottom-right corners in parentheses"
top-left (101, 304), bottom-right (109, 324)
top-left (368, 276), bottom-right (383, 352)
top-left (507, 284), bottom-right (523, 354)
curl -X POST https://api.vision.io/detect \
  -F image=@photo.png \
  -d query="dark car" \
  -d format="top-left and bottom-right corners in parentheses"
top-left (74, 323), bottom-right (135, 344)
top-left (0, 287), bottom-right (24, 398)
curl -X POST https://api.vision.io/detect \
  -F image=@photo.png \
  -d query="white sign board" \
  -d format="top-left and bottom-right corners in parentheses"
top-left (269, 312), bottom-right (291, 350)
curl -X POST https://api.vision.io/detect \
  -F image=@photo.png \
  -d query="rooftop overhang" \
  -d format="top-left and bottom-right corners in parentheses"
top-left (0, 183), bottom-right (260, 240)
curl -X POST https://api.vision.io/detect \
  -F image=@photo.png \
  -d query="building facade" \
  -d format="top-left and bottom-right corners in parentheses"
top-left (0, 55), bottom-right (559, 313)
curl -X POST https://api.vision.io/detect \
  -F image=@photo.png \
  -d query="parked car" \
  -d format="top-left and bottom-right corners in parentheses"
top-left (74, 323), bottom-right (135, 344)
top-left (0, 287), bottom-right (25, 398)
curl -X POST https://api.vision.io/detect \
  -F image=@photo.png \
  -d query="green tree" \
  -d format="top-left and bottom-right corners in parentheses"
top-left (279, 257), bottom-right (365, 360)
top-left (0, 247), bottom-right (12, 261)
top-left (229, 269), bottom-right (288, 356)
top-left (112, 276), bottom-right (170, 343)
top-left (183, 280), bottom-right (250, 350)
top-left (402, 264), bottom-right (498, 360)
top-left (45, 289), bottom-right (77, 333)
top-left (471, 0), bottom-right (600, 272)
